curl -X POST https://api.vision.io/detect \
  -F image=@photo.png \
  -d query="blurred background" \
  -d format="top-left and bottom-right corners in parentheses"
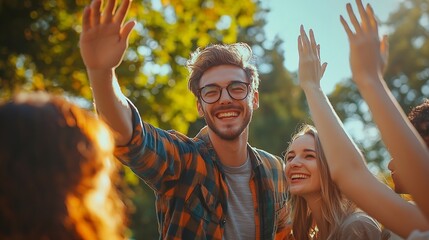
top-left (1, 0), bottom-right (428, 238)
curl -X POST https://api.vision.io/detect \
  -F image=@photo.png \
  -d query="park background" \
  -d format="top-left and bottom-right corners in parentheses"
top-left (1, 0), bottom-right (428, 238)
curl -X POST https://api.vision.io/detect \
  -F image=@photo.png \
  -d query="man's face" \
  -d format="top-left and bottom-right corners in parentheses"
top-left (197, 65), bottom-right (259, 141)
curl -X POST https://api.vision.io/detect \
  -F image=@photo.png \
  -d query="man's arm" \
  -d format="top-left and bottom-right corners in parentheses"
top-left (80, 0), bottom-right (135, 145)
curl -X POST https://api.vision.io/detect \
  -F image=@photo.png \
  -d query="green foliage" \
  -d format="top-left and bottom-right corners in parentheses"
top-left (4, 0), bottom-right (425, 238)
top-left (0, 0), bottom-right (275, 239)
top-left (328, 0), bottom-right (429, 169)
top-left (385, 0), bottom-right (429, 108)
top-left (0, 0), bottom-right (89, 98)
top-left (250, 38), bottom-right (309, 157)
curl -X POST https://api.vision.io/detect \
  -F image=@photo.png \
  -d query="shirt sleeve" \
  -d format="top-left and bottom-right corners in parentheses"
top-left (114, 99), bottom-right (194, 193)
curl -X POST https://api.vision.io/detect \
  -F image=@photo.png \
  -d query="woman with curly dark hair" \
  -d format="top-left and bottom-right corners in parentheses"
top-left (407, 99), bottom-right (429, 147)
top-left (0, 92), bottom-right (126, 240)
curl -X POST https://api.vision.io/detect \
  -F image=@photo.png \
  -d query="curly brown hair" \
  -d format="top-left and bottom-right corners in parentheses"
top-left (408, 99), bottom-right (429, 148)
top-left (0, 92), bottom-right (126, 240)
top-left (186, 42), bottom-right (260, 98)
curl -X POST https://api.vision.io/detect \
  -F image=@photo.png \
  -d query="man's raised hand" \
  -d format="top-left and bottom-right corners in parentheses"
top-left (80, 0), bottom-right (135, 71)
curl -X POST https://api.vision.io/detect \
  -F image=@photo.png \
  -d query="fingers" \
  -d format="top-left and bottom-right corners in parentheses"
top-left (103, 0), bottom-right (116, 23)
top-left (321, 62), bottom-right (328, 77)
top-left (316, 44), bottom-right (321, 60)
top-left (298, 35), bottom-right (303, 57)
top-left (299, 25), bottom-right (322, 59)
top-left (298, 26), bottom-right (325, 69)
top-left (85, 0), bottom-right (131, 30)
top-left (340, 15), bottom-right (354, 39)
top-left (297, 25), bottom-right (326, 85)
top-left (356, 0), bottom-right (370, 30)
top-left (300, 25), bottom-right (311, 54)
top-left (91, 0), bottom-right (101, 27)
top-left (367, 4), bottom-right (379, 34)
top-left (346, 3), bottom-right (361, 34)
top-left (82, 6), bottom-right (91, 32)
top-left (120, 20), bottom-right (136, 44)
top-left (114, 0), bottom-right (131, 24)
top-left (309, 29), bottom-right (318, 57)
top-left (343, 1), bottom-right (379, 36)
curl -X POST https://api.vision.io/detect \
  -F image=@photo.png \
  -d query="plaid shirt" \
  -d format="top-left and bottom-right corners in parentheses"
top-left (115, 102), bottom-right (290, 239)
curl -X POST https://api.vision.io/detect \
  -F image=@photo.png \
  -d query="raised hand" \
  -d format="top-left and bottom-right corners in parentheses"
top-left (79, 0), bottom-right (135, 71)
top-left (340, 0), bottom-right (388, 84)
top-left (297, 25), bottom-right (328, 91)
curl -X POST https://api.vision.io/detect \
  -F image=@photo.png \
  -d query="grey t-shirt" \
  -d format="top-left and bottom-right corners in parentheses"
top-left (333, 211), bottom-right (390, 240)
top-left (221, 158), bottom-right (256, 240)
top-left (407, 230), bottom-right (429, 240)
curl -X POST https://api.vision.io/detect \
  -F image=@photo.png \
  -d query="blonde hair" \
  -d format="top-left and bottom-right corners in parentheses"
top-left (285, 124), bottom-right (355, 240)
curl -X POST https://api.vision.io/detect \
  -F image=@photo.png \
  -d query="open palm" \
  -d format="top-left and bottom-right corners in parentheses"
top-left (79, 0), bottom-right (135, 70)
top-left (340, 0), bottom-right (388, 83)
top-left (298, 25), bottom-right (327, 90)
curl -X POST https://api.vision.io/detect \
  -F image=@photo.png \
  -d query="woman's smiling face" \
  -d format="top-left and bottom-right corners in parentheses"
top-left (285, 134), bottom-right (321, 197)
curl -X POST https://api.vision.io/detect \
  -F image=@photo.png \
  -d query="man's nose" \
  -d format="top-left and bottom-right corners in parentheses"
top-left (218, 88), bottom-right (233, 104)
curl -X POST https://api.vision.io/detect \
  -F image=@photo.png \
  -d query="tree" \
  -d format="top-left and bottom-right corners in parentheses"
top-left (0, 0), bottom-right (89, 99)
top-left (0, 0), bottom-right (274, 239)
top-left (328, 0), bottom-right (429, 170)
top-left (0, 0), bottom-right (259, 132)
top-left (250, 37), bottom-right (309, 157)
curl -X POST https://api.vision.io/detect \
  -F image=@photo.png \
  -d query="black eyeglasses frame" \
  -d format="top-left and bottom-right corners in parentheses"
top-left (198, 81), bottom-right (251, 104)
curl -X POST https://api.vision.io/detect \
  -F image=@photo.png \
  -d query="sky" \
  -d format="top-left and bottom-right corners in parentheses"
top-left (264, 0), bottom-right (404, 94)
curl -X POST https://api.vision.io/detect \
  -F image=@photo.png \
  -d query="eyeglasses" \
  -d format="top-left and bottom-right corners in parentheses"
top-left (198, 81), bottom-right (251, 104)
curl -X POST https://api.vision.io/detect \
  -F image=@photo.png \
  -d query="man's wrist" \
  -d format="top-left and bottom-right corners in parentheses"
top-left (87, 68), bottom-right (115, 84)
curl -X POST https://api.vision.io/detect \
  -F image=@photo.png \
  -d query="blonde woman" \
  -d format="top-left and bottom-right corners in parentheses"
top-left (296, 0), bottom-right (429, 238)
top-left (285, 124), bottom-right (387, 239)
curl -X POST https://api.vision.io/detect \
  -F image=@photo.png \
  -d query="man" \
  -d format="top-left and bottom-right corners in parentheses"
top-left (79, 0), bottom-right (289, 239)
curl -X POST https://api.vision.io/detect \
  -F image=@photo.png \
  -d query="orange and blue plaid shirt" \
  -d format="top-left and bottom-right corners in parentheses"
top-left (115, 102), bottom-right (290, 239)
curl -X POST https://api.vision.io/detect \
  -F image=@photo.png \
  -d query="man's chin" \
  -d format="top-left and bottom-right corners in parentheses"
top-left (213, 128), bottom-right (243, 141)
top-left (218, 132), bottom-right (241, 141)
top-left (206, 120), bottom-right (248, 141)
